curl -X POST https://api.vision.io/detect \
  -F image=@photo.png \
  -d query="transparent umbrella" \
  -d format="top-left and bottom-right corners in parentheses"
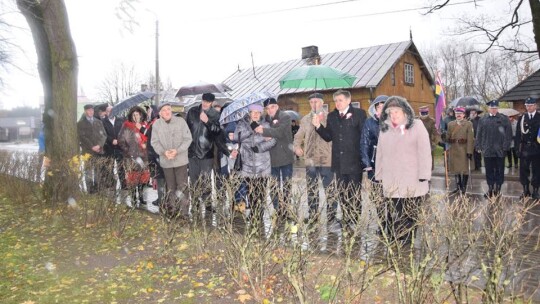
top-left (220, 92), bottom-right (275, 125)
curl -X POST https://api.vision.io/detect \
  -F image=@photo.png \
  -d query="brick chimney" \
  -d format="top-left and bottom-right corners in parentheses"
top-left (302, 46), bottom-right (321, 65)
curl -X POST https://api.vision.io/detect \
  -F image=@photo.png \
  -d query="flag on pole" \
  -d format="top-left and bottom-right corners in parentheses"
top-left (434, 71), bottom-right (446, 129)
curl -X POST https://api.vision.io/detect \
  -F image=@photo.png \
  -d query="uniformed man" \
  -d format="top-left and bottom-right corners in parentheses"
top-left (475, 100), bottom-right (512, 197)
top-left (447, 107), bottom-right (474, 194)
top-left (468, 109), bottom-right (482, 171)
top-left (418, 105), bottom-right (439, 170)
top-left (515, 97), bottom-right (540, 199)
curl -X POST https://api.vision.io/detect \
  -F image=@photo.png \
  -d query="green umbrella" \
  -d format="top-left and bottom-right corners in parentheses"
top-left (279, 65), bottom-right (357, 89)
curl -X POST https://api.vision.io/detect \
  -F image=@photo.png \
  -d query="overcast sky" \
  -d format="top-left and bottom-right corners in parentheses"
top-left (0, 0), bottom-right (534, 109)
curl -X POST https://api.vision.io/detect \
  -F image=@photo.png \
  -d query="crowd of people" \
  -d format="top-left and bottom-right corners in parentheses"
top-left (75, 90), bottom-right (540, 249)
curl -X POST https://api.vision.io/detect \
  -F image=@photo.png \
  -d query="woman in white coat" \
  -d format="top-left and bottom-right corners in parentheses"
top-left (375, 96), bottom-right (432, 242)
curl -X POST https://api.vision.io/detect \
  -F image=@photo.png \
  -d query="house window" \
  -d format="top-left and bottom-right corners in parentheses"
top-left (404, 63), bottom-right (414, 85)
top-left (421, 74), bottom-right (424, 90)
top-left (391, 67), bottom-right (396, 86)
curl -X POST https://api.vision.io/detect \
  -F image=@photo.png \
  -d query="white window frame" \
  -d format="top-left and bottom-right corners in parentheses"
top-left (404, 63), bottom-right (414, 85)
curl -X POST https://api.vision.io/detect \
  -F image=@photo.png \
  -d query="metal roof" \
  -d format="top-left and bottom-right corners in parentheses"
top-left (223, 40), bottom-right (434, 99)
top-left (498, 68), bottom-right (540, 102)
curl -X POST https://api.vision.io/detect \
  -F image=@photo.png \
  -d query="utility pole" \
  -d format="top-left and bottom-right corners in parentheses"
top-left (155, 19), bottom-right (160, 106)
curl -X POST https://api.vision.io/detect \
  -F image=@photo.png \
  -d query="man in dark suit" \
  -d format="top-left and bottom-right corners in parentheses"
top-left (102, 105), bottom-right (126, 190)
top-left (312, 89), bottom-right (367, 232)
top-left (516, 97), bottom-right (540, 199)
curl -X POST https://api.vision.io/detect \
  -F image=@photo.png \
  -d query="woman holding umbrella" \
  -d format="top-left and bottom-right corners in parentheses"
top-left (232, 103), bottom-right (276, 225)
top-left (119, 106), bottom-right (150, 207)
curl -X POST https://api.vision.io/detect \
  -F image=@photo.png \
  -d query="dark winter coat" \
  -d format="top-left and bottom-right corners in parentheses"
top-left (475, 113), bottom-right (512, 158)
top-left (515, 111), bottom-right (540, 157)
top-left (102, 116), bottom-right (124, 156)
top-left (186, 105), bottom-right (221, 159)
top-left (262, 109), bottom-right (295, 167)
top-left (234, 117), bottom-right (276, 178)
top-left (316, 106), bottom-right (367, 174)
top-left (77, 115), bottom-right (107, 155)
top-left (360, 116), bottom-right (379, 169)
top-left (118, 121), bottom-right (149, 163)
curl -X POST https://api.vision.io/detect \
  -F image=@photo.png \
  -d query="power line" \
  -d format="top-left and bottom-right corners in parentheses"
top-left (216, 0), bottom-right (366, 20)
top-left (216, 0), bottom-right (482, 21)
top-left (320, 0), bottom-right (483, 21)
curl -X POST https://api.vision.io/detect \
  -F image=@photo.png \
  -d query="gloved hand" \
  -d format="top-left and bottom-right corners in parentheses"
top-left (251, 146), bottom-right (259, 153)
top-left (467, 153), bottom-right (472, 159)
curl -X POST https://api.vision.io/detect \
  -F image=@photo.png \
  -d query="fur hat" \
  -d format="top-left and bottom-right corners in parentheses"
top-left (127, 106), bottom-right (147, 123)
top-left (202, 93), bottom-right (216, 102)
top-left (263, 97), bottom-right (278, 107)
top-left (379, 96), bottom-right (415, 132)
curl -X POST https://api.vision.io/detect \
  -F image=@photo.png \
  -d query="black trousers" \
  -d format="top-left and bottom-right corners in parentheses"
top-left (473, 150), bottom-right (482, 170)
top-left (519, 154), bottom-right (540, 188)
top-left (332, 172), bottom-right (362, 225)
top-left (381, 196), bottom-right (423, 244)
top-left (484, 156), bottom-right (505, 187)
top-left (506, 148), bottom-right (518, 167)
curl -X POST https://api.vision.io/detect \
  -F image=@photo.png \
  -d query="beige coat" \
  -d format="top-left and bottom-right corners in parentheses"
top-left (375, 119), bottom-right (432, 198)
top-left (293, 111), bottom-right (332, 167)
top-left (447, 120), bottom-right (474, 174)
top-left (150, 116), bottom-right (192, 169)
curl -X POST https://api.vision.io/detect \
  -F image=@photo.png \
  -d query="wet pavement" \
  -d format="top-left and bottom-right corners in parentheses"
top-left (290, 159), bottom-right (540, 302)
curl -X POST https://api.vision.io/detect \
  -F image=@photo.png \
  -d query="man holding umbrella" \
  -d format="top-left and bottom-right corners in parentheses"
top-left (254, 97), bottom-right (295, 225)
top-left (186, 93), bottom-right (222, 214)
top-left (475, 100), bottom-right (512, 198)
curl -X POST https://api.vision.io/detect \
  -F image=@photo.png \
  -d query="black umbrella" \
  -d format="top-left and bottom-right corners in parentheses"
top-left (111, 91), bottom-right (156, 117)
top-left (175, 81), bottom-right (232, 97)
top-left (449, 96), bottom-right (482, 108)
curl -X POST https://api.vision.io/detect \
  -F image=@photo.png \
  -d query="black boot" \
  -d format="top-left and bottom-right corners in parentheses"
top-left (484, 185), bottom-right (493, 198)
top-left (533, 188), bottom-right (540, 200)
top-left (138, 185), bottom-right (146, 206)
top-left (450, 175), bottom-right (462, 194)
top-left (520, 184), bottom-right (531, 198)
top-left (461, 175), bottom-right (469, 193)
top-left (493, 184), bottom-right (501, 197)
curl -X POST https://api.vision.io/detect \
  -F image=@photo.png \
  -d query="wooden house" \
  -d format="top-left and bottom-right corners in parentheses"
top-left (498, 68), bottom-right (540, 112)
top-left (223, 40), bottom-right (436, 116)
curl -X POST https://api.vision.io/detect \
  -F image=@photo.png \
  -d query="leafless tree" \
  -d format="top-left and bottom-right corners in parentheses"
top-left (425, 0), bottom-right (540, 59)
top-left (97, 62), bottom-right (141, 105)
top-left (422, 41), bottom-right (538, 102)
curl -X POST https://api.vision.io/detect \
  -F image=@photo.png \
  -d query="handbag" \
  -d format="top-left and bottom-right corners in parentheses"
top-left (125, 157), bottom-right (150, 186)
top-left (233, 131), bottom-right (242, 171)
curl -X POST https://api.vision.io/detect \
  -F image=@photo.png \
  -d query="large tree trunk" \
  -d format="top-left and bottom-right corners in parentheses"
top-left (17, 0), bottom-right (79, 204)
top-left (531, 0), bottom-right (540, 58)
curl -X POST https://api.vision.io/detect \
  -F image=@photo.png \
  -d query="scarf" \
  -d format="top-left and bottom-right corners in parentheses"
top-left (123, 121), bottom-right (148, 150)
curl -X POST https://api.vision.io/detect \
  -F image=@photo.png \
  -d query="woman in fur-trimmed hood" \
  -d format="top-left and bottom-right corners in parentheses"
top-left (375, 96), bottom-right (432, 242)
